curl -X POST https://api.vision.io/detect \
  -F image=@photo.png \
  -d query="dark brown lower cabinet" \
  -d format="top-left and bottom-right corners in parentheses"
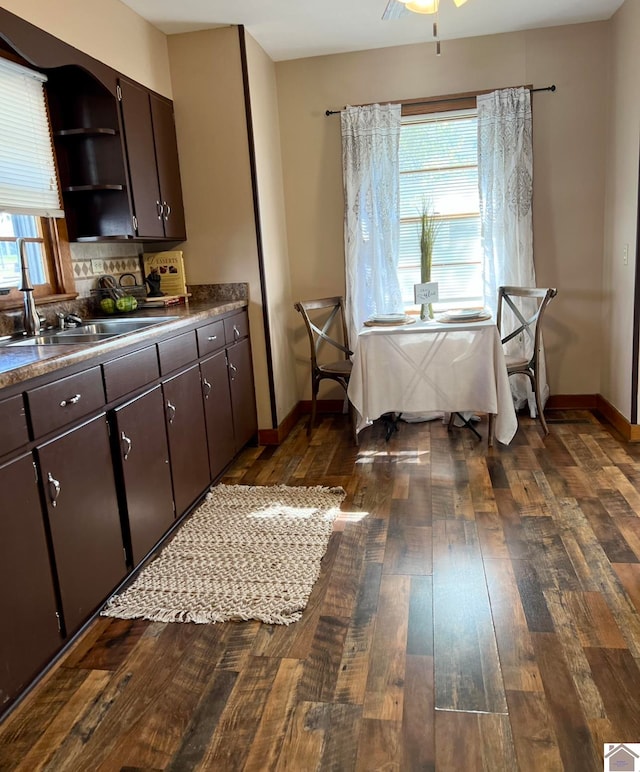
top-left (162, 365), bottom-right (210, 517)
top-left (36, 414), bottom-right (126, 636)
top-left (0, 453), bottom-right (61, 710)
top-left (201, 350), bottom-right (235, 480)
top-left (111, 386), bottom-right (175, 565)
top-left (227, 337), bottom-right (258, 452)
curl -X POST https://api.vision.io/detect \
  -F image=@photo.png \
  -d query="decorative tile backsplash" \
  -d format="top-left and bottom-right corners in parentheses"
top-left (70, 243), bottom-right (144, 298)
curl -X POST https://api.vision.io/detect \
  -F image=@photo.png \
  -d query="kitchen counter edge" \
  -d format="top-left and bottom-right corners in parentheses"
top-left (0, 300), bottom-right (247, 390)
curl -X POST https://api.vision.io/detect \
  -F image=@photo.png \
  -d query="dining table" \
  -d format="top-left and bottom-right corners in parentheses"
top-left (347, 316), bottom-right (518, 445)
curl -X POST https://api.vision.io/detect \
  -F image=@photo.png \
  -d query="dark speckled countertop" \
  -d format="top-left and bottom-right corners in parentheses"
top-left (0, 299), bottom-right (247, 390)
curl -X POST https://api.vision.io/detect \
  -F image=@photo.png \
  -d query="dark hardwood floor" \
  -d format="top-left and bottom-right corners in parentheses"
top-left (2, 409), bottom-right (640, 771)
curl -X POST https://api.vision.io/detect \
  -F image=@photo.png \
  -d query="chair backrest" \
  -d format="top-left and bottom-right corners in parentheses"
top-left (497, 286), bottom-right (557, 368)
top-left (294, 296), bottom-right (352, 372)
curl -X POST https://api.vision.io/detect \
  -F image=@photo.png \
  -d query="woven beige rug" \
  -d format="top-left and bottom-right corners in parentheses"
top-left (102, 484), bottom-right (346, 625)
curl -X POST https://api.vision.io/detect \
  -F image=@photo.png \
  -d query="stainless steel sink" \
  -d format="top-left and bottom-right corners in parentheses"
top-left (66, 317), bottom-right (176, 335)
top-left (2, 316), bottom-right (176, 347)
top-left (7, 333), bottom-right (113, 346)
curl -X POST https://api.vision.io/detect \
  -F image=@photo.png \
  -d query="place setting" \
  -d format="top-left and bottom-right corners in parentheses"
top-left (435, 307), bottom-right (492, 323)
top-left (363, 312), bottom-right (416, 327)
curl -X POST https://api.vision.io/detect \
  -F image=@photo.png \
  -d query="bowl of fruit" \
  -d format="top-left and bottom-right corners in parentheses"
top-left (92, 274), bottom-right (145, 314)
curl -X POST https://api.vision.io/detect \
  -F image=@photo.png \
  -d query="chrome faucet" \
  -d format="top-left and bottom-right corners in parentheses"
top-left (17, 238), bottom-right (42, 336)
top-left (56, 312), bottom-right (83, 329)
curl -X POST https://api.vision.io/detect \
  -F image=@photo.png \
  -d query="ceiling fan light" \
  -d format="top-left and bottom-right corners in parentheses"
top-left (405, 0), bottom-right (439, 14)
top-left (453, 0), bottom-right (468, 6)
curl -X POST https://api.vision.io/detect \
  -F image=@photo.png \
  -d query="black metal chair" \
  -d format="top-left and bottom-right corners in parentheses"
top-left (497, 285), bottom-right (557, 436)
top-left (294, 296), bottom-right (353, 436)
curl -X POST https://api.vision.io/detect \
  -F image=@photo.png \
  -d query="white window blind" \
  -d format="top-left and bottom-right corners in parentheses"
top-left (0, 57), bottom-right (63, 218)
top-left (399, 109), bottom-right (481, 308)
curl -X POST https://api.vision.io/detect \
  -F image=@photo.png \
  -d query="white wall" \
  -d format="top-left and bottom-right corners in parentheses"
top-left (245, 33), bottom-right (299, 426)
top-left (276, 23), bottom-right (610, 404)
top-left (1, 0), bottom-right (172, 96)
top-left (167, 27), bottom-right (272, 429)
top-left (602, 0), bottom-right (640, 420)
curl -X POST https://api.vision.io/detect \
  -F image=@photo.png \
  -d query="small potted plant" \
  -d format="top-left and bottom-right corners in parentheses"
top-left (419, 203), bottom-right (440, 320)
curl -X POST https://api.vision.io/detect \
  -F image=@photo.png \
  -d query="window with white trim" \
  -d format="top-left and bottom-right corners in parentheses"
top-left (398, 108), bottom-right (481, 310)
top-left (0, 54), bottom-right (65, 299)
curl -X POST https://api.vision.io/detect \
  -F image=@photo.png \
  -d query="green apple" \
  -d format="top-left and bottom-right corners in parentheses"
top-left (116, 296), bottom-right (138, 312)
top-left (100, 297), bottom-right (116, 314)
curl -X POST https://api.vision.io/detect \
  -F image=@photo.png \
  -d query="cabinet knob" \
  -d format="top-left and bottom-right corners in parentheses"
top-left (47, 472), bottom-right (61, 508)
top-left (163, 201), bottom-right (171, 220)
top-left (233, 325), bottom-right (240, 340)
top-left (156, 201), bottom-right (163, 220)
top-left (207, 335), bottom-right (217, 342)
top-left (166, 400), bottom-right (176, 424)
top-left (60, 393), bottom-right (81, 407)
top-left (229, 362), bottom-right (237, 380)
top-left (120, 430), bottom-right (132, 460)
top-left (202, 378), bottom-right (212, 399)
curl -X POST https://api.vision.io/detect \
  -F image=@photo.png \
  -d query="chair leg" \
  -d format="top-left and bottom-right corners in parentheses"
top-left (349, 400), bottom-right (359, 446)
top-left (488, 414), bottom-right (495, 447)
top-left (308, 379), bottom-right (319, 436)
top-left (532, 374), bottom-right (550, 436)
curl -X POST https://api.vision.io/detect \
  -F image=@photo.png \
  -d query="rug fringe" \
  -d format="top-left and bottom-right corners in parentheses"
top-left (102, 602), bottom-right (303, 626)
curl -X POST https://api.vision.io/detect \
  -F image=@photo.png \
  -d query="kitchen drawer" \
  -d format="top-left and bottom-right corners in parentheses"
top-left (27, 367), bottom-right (105, 438)
top-left (196, 319), bottom-right (225, 357)
top-left (0, 394), bottom-right (29, 457)
top-left (157, 331), bottom-right (198, 375)
top-left (103, 345), bottom-right (159, 402)
top-left (223, 311), bottom-right (249, 345)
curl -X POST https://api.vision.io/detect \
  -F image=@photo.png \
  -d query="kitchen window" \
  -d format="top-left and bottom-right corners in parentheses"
top-left (398, 108), bottom-right (481, 310)
top-left (0, 51), bottom-right (73, 308)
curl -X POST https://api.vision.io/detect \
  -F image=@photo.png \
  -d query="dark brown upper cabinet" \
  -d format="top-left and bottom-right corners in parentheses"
top-left (118, 78), bottom-right (186, 241)
top-left (0, 8), bottom-right (186, 245)
top-left (45, 67), bottom-right (134, 242)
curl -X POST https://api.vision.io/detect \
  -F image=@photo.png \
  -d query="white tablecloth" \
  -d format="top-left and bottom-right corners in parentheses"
top-left (347, 319), bottom-right (518, 445)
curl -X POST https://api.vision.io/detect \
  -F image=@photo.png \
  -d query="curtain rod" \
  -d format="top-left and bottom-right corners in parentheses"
top-left (325, 84), bottom-right (556, 116)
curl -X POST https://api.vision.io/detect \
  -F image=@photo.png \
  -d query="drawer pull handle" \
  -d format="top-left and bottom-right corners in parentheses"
top-left (47, 472), bottom-right (61, 508)
top-left (202, 378), bottom-right (212, 398)
top-left (121, 431), bottom-right (132, 460)
top-left (229, 362), bottom-right (237, 380)
top-left (207, 335), bottom-right (218, 342)
top-left (167, 400), bottom-right (176, 424)
top-left (163, 202), bottom-right (171, 220)
top-left (60, 394), bottom-right (81, 407)
top-left (157, 201), bottom-right (163, 220)
top-left (233, 325), bottom-right (240, 339)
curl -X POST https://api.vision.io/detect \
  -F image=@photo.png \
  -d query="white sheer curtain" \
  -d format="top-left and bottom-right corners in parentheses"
top-left (478, 87), bottom-right (548, 415)
top-left (341, 104), bottom-right (403, 347)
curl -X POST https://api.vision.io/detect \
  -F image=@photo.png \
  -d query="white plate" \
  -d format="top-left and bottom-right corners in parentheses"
top-left (441, 308), bottom-right (486, 320)
top-left (370, 313), bottom-right (407, 323)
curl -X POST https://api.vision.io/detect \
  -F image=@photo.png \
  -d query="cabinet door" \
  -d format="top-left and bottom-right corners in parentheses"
top-left (150, 94), bottom-right (186, 240)
top-left (37, 415), bottom-right (126, 635)
top-left (112, 386), bottom-right (175, 566)
top-left (0, 394), bottom-right (29, 458)
top-left (227, 338), bottom-right (258, 452)
top-left (201, 351), bottom-right (235, 480)
top-left (0, 454), bottom-right (61, 710)
top-left (118, 78), bottom-right (164, 239)
top-left (162, 365), bottom-right (210, 517)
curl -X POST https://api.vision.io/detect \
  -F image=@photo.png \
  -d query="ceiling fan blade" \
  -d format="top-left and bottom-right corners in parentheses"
top-left (382, 0), bottom-right (411, 20)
